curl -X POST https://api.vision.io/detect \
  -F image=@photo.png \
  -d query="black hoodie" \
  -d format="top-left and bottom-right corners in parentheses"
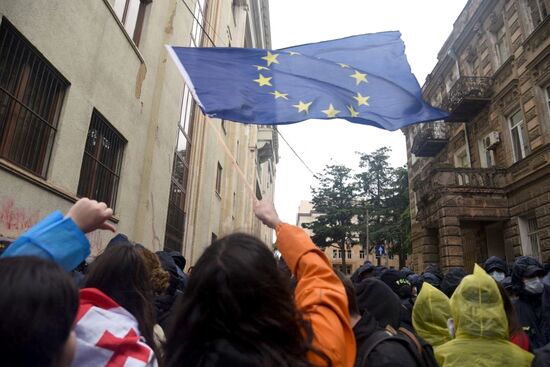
top-left (354, 279), bottom-right (420, 366)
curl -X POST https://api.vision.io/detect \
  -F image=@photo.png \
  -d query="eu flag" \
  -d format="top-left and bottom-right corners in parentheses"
top-left (167, 31), bottom-right (448, 131)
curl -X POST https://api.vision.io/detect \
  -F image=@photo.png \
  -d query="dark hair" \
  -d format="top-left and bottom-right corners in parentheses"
top-left (496, 281), bottom-right (523, 337)
top-left (0, 256), bottom-right (79, 366)
top-left (165, 233), bottom-right (322, 367)
top-left (335, 270), bottom-right (360, 317)
top-left (85, 245), bottom-right (161, 363)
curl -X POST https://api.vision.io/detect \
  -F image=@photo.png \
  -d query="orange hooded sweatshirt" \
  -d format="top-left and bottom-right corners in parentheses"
top-left (276, 223), bottom-right (356, 367)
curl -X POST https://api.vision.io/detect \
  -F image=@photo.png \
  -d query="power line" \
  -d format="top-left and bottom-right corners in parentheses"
top-left (276, 128), bottom-right (315, 176)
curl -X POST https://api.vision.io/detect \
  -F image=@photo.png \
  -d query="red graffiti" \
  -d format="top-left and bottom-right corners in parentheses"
top-left (0, 199), bottom-right (40, 234)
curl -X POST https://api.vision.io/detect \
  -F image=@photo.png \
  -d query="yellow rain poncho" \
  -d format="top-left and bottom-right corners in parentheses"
top-left (412, 282), bottom-right (452, 347)
top-left (435, 264), bottom-right (534, 367)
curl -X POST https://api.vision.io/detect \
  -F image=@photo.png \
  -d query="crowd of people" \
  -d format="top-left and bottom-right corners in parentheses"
top-left (0, 197), bottom-right (549, 366)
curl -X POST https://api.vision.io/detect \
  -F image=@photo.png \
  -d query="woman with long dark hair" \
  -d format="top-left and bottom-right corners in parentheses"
top-left (74, 244), bottom-right (161, 366)
top-left (165, 201), bottom-right (355, 367)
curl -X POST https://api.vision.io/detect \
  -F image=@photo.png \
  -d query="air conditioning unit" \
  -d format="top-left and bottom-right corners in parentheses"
top-left (483, 131), bottom-right (500, 150)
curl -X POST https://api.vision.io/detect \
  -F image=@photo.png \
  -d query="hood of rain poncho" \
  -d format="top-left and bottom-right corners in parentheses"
top-left (435, 264), bottom-right (534, 367)
top-left (412, 282), bottom-right (452, 347)
top-left (451, 264), bottom-right (508, 339)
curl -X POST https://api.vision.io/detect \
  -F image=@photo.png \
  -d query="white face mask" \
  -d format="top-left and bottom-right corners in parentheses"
top-left (490, 271), bottom-right (505, 282)
top-left (524, 277), bottom-right (544, 294)
top-left (447, 318), bottom-right (455, 338)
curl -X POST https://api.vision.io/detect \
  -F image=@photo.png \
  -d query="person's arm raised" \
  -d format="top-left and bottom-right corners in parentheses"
top-left (2, 198), bottom-right (115, 271)
top-left (254, 200), bottom-right (356, 367)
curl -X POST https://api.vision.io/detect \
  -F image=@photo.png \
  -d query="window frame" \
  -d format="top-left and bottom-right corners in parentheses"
top-left (508, 109), bottom-right (530, 162)
top-left (77, 109), bottom-right (127, 210)
top-left (0, 19), bottom-right (69, 178)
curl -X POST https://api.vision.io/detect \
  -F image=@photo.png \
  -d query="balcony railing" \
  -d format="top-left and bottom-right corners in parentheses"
top-left (415, 166), bottom-right (507, 203)
top-left (442, 76), bottom-right (492, 122)
top-left (411, 121), bottom-right (450, 157)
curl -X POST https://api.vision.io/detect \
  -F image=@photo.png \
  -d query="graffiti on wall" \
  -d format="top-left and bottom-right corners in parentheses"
top-left (0, 199), bottom-right (40, 237)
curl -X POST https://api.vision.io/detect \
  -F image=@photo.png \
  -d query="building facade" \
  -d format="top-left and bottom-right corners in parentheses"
top-left (404, 0), bottom-right (550, 272)
top-left (296, 200), bottom-right (399, 275)
top-left (0, 0), bottom-right (277, 266)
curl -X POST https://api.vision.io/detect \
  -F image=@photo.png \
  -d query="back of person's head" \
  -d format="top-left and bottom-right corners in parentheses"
top-left (424, 263), bottom-right (444, 279)
top-left (356, 278), bottom-right (401, 329)
top-left (440, 267), bottom-right (467, 298)
top-left (157, 250), bottom-right (187, 294)
top-left (85, 245), bottom-right (158, 357)
top-left (136, 245), bottom-right (170, 295)
top-left (169, 250), bottom-right (186, 271)
top-left (421, 271), bottom-right (442, 289)
top-left (412, 282), bottom-right (452, 347)
top-left (0, 257), bottom-right (78, 367)
top-left (351, 261), bottom-right (375, 284)
top-left (164, 233), bottom-right (314, 367)
top-left (450, 264), bottom-right (508, 339)
top-left (380, 269), bottom-right (412, 299)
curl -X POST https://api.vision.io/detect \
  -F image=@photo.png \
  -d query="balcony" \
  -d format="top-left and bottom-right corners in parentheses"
top-left (414, 166), bottom-right (508, 204)
top-left (442, 76), bottom-right (492, 122)
top-left (411, 121), bottom-right (450, 157)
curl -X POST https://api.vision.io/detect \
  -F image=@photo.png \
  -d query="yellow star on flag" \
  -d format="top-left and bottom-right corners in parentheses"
top-left (353, 92), bottom-right (370, 106)
top-left (347, 105), bottom-right (359, 117)
top-left (287, 51), bottom-right (300, 56)
top-left (350, 70), bottom-right (368, 85)
top-left (322, 104), bottom-right (340, 118)
top-left (338, 63), bottom-right (350, 68)
top-left (262, 51), bottom-right (280, 66)
top-left (254, 65), bottom-right (270, 71)
top-left (293, 101), bottom-right (312, 114)
top-left (254, 73), bottom-right (272, 87)
top-left (270, 91), bottom-right (289, 100)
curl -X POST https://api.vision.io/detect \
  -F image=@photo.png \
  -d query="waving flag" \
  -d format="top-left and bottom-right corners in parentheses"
top-left (167, 31), bottom-right (447, 131)
top-left (73, 288), bottom-right (157, 367)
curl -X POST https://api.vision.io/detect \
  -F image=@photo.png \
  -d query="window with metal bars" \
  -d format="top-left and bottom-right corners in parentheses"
top-left (77, 109), bottom-right (126, 210)
top-left (0, 19), bottom-right (69, 178)
top-left (163, 0), bottom-right (210, 252)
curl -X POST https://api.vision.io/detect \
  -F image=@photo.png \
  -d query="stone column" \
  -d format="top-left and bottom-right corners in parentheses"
top-left (438, 215), bottom-right (464, 271)
top-left (411, 222), bottom-right (439, 272)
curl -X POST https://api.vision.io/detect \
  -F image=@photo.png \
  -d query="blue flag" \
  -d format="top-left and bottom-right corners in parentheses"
top-left (167, 31), bottom-right (448, 131)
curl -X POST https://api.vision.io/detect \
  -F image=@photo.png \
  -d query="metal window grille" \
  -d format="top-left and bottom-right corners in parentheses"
top-left (528, 218), bottom-right (541, 260)
top-left (0, 19), bottom-right (68, 177)
top-left (163, 0), bottom-right (210, 252)
top-left (77, 109), bottom-right (126, 210)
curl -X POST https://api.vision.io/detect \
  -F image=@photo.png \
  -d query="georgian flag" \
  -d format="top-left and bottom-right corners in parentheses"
top-left (72, 288), bottom-right (158, 367)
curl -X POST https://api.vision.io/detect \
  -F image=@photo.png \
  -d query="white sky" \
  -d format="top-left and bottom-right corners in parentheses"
top-left (269, 0), bottom-right (469, 224)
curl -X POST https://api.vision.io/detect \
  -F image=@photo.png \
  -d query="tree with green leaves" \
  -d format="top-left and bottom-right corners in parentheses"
top-left (302, 164), bottom-right (360, 269)
top-left (357, 147), bottom-right (411, 267)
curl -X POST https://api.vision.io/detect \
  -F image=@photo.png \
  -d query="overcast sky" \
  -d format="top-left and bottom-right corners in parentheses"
top-left (269, 0), bottom-right (469, 224)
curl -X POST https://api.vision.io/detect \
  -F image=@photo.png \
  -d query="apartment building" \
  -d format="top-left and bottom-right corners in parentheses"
top-left (0, 0), bottom-right (277, 266)
top-left (404, 0), bottom-right (550, 272)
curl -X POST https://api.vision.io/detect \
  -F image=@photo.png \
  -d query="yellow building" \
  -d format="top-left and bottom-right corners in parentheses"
top-left (296, 200), bottom-right (399, 275)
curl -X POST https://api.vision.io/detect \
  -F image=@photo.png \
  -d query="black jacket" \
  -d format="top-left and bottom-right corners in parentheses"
top-left (512, 256), bottom-right (550, 349)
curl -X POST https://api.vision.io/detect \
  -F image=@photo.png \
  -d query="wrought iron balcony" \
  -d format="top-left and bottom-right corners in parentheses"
top-left (442, 76), bottom-right (492, 122)
top-left (411, 121), bottom-right (450, 157)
